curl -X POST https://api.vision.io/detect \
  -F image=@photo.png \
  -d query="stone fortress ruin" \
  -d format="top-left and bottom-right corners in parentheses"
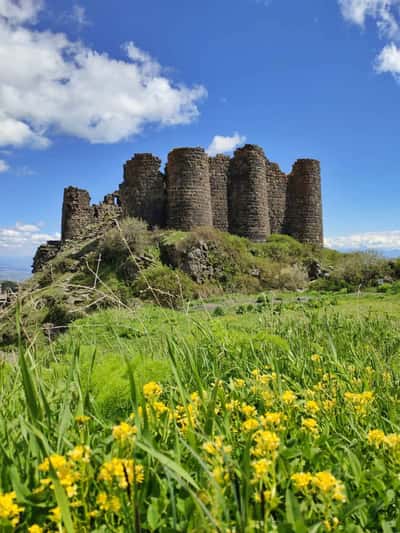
top-left (33, 144), bottom-right (323, 271)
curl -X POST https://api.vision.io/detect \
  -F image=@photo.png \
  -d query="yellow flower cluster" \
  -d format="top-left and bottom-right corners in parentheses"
top-left (143, 381), bottom-right (163, 399)
top-left (202, 436), bottom-right (232, 486)
top-left (99, 458), bottom-right (144, 489)
top-left (344, 391), bottom-right (374, 415)
top-left (112, 421), bottom-right (137, 443)
top-left (292, 471), bottom-right (346, 503)
top-left (203, 436), bottom-right (232, 456)
top-left (96, 491), bottom-right (121, 513)
top-left (368, 429), bottom-right (400, 450)
top-left (281, 390), bottom-right (296, 404)
top-left (252, 430), bottom-right (280, 457)
top-left (0, 491), bottom-right (24, 527)
top-left (28, 525), bottom-right (44, 533)
top-left (38, 453), bottom-right (81, 498)
top-left (302, 417), bottom-right (319, 435)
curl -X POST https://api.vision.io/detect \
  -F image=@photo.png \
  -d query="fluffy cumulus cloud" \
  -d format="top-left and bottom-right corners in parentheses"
top-left (338, 0), bottom-right (400, 37)
top-left (0, 221), bottom-right (60, 255)
top-left (325, 230), bottom-right (400, 251)
top-left (338, 0), bottom-right (400, 78)
top-left (0, 0), bottom-right (206, 148)
top-left (207, 132), bottom-right (246, 156)
top-left (0, 159), bottom-right (9, 172)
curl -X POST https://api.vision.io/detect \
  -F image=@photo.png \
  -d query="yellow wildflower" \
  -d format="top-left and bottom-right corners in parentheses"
top-left (99, 458), bottom-right (144, 488)
top-left (152, 401), bottom-right (169, 415)
top-left (225, 399), bottom-right (240, 411)
top-left (212, 466), bottom-right (229, 485)
top-left (291, 472), bottom-right (313, 491)
top-left (112, 421), bottom-right (137, 442)
top-left (28, 525), bottom-right (44, 533)
top-left (251, 458), bottom-right (272, 482)
top-left (311, 354), bottom-right (321, 362)
top-left (313, 471), bottom-right (346, 502)
top-left (241, 403), bottom-right (257, 418)
top-left (261, 390), bottom-right (274, 407)
top-left (367, 429), bottom-right (386, 447)
top-left (384, 433), bottom-right (400, 449)
top-left (261, 412), bottom-right (285, 428)
top-left (96, 492), bottom-right (121, 513)
top-left (243, 418), bottom-right (259, 432)
top-left (305, 400), bottom-right (320, 415)
top-left (143, 381), bottom-right (162, 399)
top-left (344, 391), bottom-right (374, 415)
top-left (0, 491), bottom-right (24, 527)
top-left (49, 506), bottom-right (61, 522)
top-left (75, 415), bottom-right (90, 425)
top-left (68, 445), bottom-right (91, 463)
top-left (282, 390), bottom-right (296, 404)
top-left (203, 436), bottom-right (232, 455)
top-left (322, 399), bottom-right (336, 411)
top-left (252, 430), bottom-right (280, 457)
top-left (233, 378), bottom-right (245, 388)
top-left (302, 418), bottom-right (319, 435)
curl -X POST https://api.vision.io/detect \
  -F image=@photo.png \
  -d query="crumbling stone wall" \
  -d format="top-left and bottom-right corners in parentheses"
top-left (166, 148), bottom-right (213, 231)
top-left (284, 159), bottom-right (323, 245)
top-left (228, 145), bottom-right (271, 241)
top-left (33, 240), bottom-right (62, 273)
top-left (119, 154), bottom-right (166, 228)
top-left (61, 187), bottom-right (92, 241)
top-left (209, 155), bottom-right (230, 232)
top-left (266, 160), bottom-right (288, 234)
top-left (92, 192), bottom-right (122, 228)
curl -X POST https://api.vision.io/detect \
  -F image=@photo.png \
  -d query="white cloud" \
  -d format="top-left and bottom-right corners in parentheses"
top-left (71, 4), bottom-right (88, 27)
top-left (0, 2), bottom-right (206, 149)
top-left (338, 0), bottom-right (400, 38)
top-left (207, 132), bottom-right (246, 156)
top-left (0, 221), bottom-right (60, 255)
top-left (325, 230), bottom-right (400, 250)
top-left (0, 159), bottom-right (9, 172)
top-left (375, 41), bottom-right (400, 74)
top-left (0, 0), bottom-right (43, 24)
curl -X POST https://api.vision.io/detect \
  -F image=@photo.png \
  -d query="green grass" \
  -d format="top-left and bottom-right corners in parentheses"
top-left (1, 294), bottom-right (400, 531)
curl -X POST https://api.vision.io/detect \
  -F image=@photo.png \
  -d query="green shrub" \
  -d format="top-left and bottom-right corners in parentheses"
top-left (133, 265), bottom-right (199, 308)
top-left (101, 218), bottom-right (150, 261)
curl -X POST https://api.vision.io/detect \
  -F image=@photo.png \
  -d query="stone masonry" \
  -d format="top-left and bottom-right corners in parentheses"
top-left (285, 159), bottom-right (323, 246)
top-left (34, 142), bottom-right (324, 272)
top-left (120, 153), bottom-right (166, 228)
top-left (228, 145), bottom-right (270, 241)
top-left (209, 154), bottom-right (230, 232)
top-left (166, 148), bottom-right (213, 231)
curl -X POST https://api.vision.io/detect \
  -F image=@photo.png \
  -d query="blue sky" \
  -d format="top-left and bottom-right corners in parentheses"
top-left (0, 0), bottom-right (400, 257)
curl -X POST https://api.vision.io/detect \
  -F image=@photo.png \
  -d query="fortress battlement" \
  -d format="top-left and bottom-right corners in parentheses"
top-left (34, 143), bottom-right (323, 272)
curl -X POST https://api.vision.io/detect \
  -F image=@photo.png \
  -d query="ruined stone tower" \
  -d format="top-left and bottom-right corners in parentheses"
top-left (166, 148), bottom-right (213, 231)
top-left (119, 153), bottom-right (166, 228)
top-left (61, 187), bottom-right (92, 241)
top-left (209, 154), bottom-right (230, 232)
top-left (228, 145), bottom-right (270, 241)
top-left (285, 159), bottom-right (323, 245)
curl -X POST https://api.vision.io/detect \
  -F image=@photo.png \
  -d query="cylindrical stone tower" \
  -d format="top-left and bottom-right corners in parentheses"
top-left (119, 153), bottom-right (166, 228)
top-left (228, 144), bottom-right (270, 241)
top-left (61, 187), bottom-right (92, 241)
top-left (285, 159), bottom-right (323, 245)
top-left (166, 147), bottom-right (213, 230)
top-left (209, 154), bottom-right (230, 232)
top-left (266, 160), bottom-right (288, 234)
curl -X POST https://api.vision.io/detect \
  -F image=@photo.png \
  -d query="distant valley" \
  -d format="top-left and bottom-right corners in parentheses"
top-left (0, 257), bottom-right (31, 281)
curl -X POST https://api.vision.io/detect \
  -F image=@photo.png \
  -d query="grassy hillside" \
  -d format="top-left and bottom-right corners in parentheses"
top-left (1, 296), bottom-right (400, 531)
top-left (1, 221), bottom-right (399, 350)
